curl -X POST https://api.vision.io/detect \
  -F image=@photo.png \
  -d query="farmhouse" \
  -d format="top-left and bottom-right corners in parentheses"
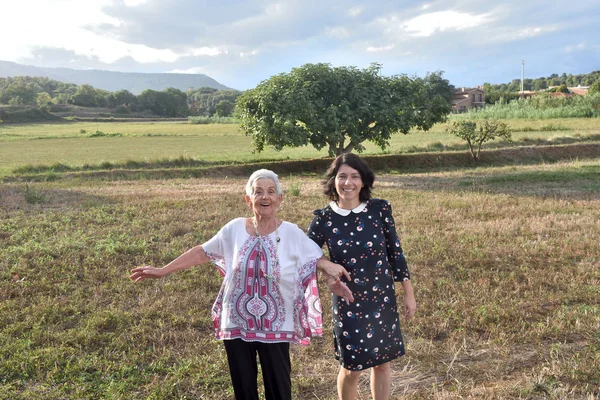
top-left (452, 87), bottom-right (486, 112)
top-left (568, 86), bottom-right (589, 96)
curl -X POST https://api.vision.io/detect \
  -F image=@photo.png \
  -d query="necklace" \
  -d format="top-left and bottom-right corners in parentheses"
top-left (252, 218), bottom-right (280, 280)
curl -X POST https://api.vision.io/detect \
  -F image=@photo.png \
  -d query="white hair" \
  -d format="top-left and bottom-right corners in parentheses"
top-left (245, 169), bottom-right (282, 196)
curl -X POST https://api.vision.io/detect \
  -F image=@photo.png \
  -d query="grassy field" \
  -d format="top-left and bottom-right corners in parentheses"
top-left (1, 158), bottom-right (599, 399)
top-left (1, 118), bottom-right (599, 178)
top-left (1, 117), bottom-right (599, 399)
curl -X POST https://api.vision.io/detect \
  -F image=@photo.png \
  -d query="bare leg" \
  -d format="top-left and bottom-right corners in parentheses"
top-left (337, 366), bottom-right (362, 400)
top-left (370, 362), bottom-right (392, 400)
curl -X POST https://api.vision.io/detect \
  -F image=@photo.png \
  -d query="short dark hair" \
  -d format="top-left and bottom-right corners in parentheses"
top-left (323, 153), bottom-right (375, 202)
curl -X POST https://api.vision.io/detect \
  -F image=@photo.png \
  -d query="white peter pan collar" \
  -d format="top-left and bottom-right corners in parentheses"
top-left (330, 201), bottom-right (367, 216)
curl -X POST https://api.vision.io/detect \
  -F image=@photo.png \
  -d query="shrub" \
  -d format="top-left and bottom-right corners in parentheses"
top-left (447, 120), bottom-right (511, 161)
top-left (187, 116), bottom-right (238, 124)
top-left (21, 184), bottom-right (48, 204)
top-left (115, 105), bottom-right (130, 114)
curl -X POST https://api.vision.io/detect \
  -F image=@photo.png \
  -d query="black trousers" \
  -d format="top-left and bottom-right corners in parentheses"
top-left (223, 339), bottom-right (291, 400)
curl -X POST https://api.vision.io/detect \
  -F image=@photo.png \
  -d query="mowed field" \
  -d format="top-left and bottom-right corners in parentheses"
top-left (1, 119), bottom-right (599, 399)
top-left (1, 118), bottom-right (599, 177)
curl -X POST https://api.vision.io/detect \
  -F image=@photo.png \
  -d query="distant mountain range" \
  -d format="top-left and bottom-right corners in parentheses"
top-left (0, 60), bottom-right (232, 94)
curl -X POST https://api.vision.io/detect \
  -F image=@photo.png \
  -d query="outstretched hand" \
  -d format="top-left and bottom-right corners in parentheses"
top-left (129, 266), bottom-right (165, 282)
top-left (327, 277), bottom-right (354, 305)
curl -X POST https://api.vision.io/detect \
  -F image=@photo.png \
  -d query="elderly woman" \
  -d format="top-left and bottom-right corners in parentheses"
top-left (130, 169), bottom-right (352, 400)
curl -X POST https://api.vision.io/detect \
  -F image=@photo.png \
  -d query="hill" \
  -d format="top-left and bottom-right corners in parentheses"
top-left (0, 60), bottom-right (232, 94)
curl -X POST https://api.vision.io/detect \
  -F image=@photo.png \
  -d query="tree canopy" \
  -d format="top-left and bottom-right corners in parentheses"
top-left (589, 80), bottom-right (600, 95)
top-left (447, 120), bottom-right (511, 161)
top-left (236, 63), bottom-right (453, 156)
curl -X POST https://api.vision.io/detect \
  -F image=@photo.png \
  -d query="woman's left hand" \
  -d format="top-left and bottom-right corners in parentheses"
top-left (318, 258), bottom-right (351, 281)
top-left (327, 277), bottom-right (355, 304)
top-left (403, 291), bottom-right (417, 320)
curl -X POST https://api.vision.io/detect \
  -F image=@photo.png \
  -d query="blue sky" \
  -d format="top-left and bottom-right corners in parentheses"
top-left (2, 0), bottom-right (599, 90)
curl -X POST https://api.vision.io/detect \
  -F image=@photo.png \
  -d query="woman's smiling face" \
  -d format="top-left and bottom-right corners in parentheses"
top-left (335, 164), bottom-right (363, 207)
top-left (246, 178), bottom-right (282, 218)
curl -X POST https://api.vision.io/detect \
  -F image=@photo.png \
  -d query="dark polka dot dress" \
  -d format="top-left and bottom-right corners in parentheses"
top-left (308, 198), bottom-right (411, 371)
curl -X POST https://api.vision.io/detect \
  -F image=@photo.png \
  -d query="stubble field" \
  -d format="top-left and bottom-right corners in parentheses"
top-left (1, 119), bottom-right (599, 399)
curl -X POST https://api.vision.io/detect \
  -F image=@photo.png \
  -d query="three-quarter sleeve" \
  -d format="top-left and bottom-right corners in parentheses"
top-left (378, 199), bottom-right (411, 282)
top-left (297, 234), bottom-right (324, 284)
top-left (289, 223), bottom-right (324, 340)
top-left (202, 219), bottom-right (234, 276)
top-left (307, 209), bottom-right (326, 248)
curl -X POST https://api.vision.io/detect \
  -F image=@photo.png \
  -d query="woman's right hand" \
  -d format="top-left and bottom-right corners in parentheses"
top-left (130, 266), bottom-right (166, 282)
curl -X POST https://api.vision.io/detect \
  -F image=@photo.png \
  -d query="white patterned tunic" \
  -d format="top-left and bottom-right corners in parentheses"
top-left (203, 218), bottom-right (324, 345)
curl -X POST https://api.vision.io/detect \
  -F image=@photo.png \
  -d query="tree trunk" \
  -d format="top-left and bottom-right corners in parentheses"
top-left (342, 142), bottom-right (356, 154)
top-left (466, 139), bottom-right (477, 161)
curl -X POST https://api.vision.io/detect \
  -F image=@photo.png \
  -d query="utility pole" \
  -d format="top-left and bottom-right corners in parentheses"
top-left (521, 60), bottom-right (525, 98)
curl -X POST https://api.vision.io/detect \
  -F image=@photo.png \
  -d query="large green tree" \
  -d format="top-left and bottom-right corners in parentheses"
top-left (236, 63), bottom-right (453, 156)
top-left (70, 84), bottom-right (105, 107)
top-left (137, 88), bottom-right (189, 117)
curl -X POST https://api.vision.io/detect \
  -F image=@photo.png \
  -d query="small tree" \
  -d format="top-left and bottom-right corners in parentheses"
top-left (214, 99), bottom-right (234, 117)
top-left (36, 92), bottom-right (53, 111)
top-left (447, 120), bottom-right (511, 162)
top-left (548, 84), bottom-right (569, 93)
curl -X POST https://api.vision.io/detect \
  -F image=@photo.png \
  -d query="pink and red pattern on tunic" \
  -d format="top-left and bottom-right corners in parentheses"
top-left (203, 218), bottom-right (323, 346)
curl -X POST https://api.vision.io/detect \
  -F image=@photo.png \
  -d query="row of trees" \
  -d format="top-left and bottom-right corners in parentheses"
top-left (0, 76), bottom-right (77, 105)
top-left (0, 76), bottom-right (241, 117)
top-left (484, 70), bottom-right (600, 93)
top-left (482, 71), bottom-right (600, 105)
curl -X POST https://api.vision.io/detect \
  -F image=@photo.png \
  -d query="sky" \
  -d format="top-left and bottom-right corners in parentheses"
top-left (2, 0), bottom-right (599, 90)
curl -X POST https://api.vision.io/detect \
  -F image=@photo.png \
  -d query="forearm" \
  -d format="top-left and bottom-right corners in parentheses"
top-left (160, 245), bottom-right (209, 276)
top-left (316, 256), bottom-right (333, 273)
top-left (401, 279), bottom-right (414, 295)
top-left (317, 256), bottom-right (351, 281)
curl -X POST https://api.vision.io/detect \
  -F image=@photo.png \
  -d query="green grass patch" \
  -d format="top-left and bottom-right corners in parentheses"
top-left (481, 164), bottom-right (600, 184)
top-left (2, 118), bottom-right (600, 179)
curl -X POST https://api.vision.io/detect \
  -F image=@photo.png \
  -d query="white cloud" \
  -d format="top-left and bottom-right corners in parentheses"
top-left (564, 42), bottom-right (587, 53)
top-left (325, 26), bottom-right (351, 38)
top-left (123, 0), bottom-right (149, 6)
top-left (485, 24), bottom-right (558, 44)
top-left (402, 10), bottom-right (493, 37)
top-left (348, 7), bottom-right (362, 17)
top-left (265, 2), bottom-right (285, 16)
top-left (367, 44), bottom-right (395, 52)
top-left (240, 49), bottom-right (260, 58)
top-left (0, 0), bottom-right (118, 60)
top-left (517, 27), bottom-right (543, 37)
top-left (0, 0), bottom-right (227, 65)
top-left (186, 47), bottom-right (227, 57)
top-left (168, 67), bottom-right (208, 74)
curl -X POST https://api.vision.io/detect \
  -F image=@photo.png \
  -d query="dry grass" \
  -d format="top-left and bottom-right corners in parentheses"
top-left (1, 161), bottom-right (599, 399)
